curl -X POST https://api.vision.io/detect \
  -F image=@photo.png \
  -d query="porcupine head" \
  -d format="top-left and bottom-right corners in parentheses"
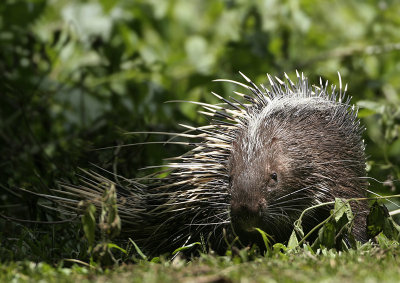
top-left (227, 73), bottom-right (368, 247)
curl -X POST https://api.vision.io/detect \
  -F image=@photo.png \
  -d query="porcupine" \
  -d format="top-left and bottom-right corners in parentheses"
top-left (53, 71), bottom-right (369, 254)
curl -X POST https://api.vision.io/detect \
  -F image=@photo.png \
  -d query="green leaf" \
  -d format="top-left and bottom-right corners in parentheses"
top-left (172, 242), bottom-right (201, 255)
top-left (107, 243), bottom-right (127, 254)
top-left (375, 232), bottom-right (391, 248)
top-left (254, 228), bottom-right (272, 254)
top-left (272, 243), bottom-right (287, 254)
top-left (317, 222), bottom-right (336, 249)
top-left (81, 203), bottom-right (97, 252)
top-left (367, 201), bottom-right (389, 238)
top-left (293, 218), bottom-right (305, 239)
top-left (333, 198), bottom-right (353, 223)
top-left (287, 230), bottom-right (299, 250)
top-left (367, 201), bottom-right (400, 242)
top-left (129, 238), bottom-right (147, 260)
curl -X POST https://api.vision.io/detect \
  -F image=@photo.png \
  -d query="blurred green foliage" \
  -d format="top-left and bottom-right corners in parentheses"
top-left (1, 0), bottom-right (400, 261)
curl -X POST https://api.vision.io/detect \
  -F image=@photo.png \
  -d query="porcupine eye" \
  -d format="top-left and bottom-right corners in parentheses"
top-left (267, 172), bottom-right (278, 189)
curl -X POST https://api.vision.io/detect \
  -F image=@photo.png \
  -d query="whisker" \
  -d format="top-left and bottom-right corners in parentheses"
top-left (274, 185), bottom-right (314, 202)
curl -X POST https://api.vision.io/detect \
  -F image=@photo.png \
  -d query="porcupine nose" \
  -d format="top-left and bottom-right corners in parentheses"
top-left (231, 201), bottom-right (259, 216)
top-left (230, 197), bottom-right (266, 222)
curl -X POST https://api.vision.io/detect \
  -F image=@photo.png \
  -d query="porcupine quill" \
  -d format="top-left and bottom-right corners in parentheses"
top-left (45, 71), bottom-right (370, 254)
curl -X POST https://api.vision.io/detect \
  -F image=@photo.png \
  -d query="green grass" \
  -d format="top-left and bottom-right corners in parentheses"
top-left (2, 245), bottom-right (400, 283)
top-left (3, 196), bottom-right (398, 282)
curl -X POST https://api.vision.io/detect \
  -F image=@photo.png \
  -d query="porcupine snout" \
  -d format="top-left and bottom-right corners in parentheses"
top-left (229, 174), bottom-right (268, 232)
top-left (231, 198), bottom-right (266, 217)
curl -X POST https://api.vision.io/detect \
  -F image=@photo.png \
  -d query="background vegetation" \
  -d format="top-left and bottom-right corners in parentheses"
top-left (1, 0), bottom-right (400, 280)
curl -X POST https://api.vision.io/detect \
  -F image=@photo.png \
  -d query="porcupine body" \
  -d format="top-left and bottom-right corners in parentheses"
top-left (55, 71), bottom-right (369, 254)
